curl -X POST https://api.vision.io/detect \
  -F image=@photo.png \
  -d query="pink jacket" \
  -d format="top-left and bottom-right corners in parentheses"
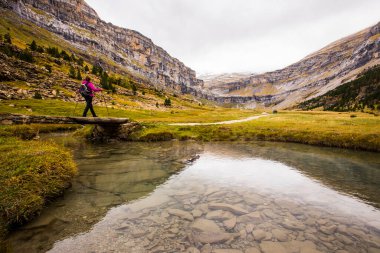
top-left (82, 80), bottom-right (102, 97)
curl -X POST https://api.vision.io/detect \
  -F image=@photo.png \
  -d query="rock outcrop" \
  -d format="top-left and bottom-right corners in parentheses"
top-left (0, 0), bottom-right (203, 92)
top-left (202, 22), bottom-right (380, 109)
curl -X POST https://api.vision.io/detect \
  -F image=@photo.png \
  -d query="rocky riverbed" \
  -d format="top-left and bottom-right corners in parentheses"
top-left (48, 148), bottom-right (380, 253)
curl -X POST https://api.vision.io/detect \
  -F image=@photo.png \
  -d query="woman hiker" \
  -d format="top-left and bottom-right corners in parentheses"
top-left (79, 76), bottom-right (103, 117)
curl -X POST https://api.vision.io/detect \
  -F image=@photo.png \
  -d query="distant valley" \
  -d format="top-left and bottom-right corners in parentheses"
top-left (200, 23), bottom-right (380, 109)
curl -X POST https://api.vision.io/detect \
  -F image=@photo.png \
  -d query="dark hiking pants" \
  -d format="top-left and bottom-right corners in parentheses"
top-left (82, 95), bottom-right (97, 117)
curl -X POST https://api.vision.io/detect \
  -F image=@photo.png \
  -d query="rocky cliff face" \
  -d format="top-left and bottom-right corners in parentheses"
top-left (0, 0), bottom-right (203, 92)
top-left (203, 22), bottom-right (380, 109)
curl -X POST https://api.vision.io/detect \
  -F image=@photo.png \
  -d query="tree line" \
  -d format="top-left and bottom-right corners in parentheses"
top-left (299, 65), bottom-right (380, 111)
top-left (1, 33), bottom-right (174, 105)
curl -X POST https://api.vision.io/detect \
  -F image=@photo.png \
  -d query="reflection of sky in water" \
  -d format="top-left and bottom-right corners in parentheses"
top-left (177, 154), bottom-right (379, 221)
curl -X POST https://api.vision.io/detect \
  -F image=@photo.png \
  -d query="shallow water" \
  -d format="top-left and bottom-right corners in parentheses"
top-left (5, 141), bottom-right (380, 253)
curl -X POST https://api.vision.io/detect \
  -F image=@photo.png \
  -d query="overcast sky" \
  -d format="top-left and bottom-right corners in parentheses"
top-left (86, 0), bottom-right (380, 76)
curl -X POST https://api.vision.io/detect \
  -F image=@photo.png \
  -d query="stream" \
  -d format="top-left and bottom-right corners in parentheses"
top-left (4, 139), bottom-right (380, 253)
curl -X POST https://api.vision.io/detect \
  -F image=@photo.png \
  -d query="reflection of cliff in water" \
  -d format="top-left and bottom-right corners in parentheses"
top-left (204, 142), bottom-right (380, 208)
top-left (5, 141), bottom-right (203, 253)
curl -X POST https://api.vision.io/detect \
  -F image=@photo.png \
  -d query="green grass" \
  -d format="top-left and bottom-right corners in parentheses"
top-left (0, 124), bottom-right (81, 140)
top-left (1, 99), bottom-right (379, 151)
top-left (130, 111), bottom-right (380, 151)
top-left (0, 136), bottom-right (77, 242)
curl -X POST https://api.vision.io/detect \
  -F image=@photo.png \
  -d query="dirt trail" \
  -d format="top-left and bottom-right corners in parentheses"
top-left (168, 113), bottom-right (268, 126)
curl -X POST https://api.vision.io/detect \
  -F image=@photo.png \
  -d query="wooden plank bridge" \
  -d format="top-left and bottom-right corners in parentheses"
top-left (0, 113), bottom-right (130, 125)
top-left (0, 113), bottom-right (140, 141)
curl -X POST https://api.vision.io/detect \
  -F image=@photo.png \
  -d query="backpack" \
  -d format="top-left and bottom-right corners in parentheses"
top-left (79, 81), bottom-right (91, 97)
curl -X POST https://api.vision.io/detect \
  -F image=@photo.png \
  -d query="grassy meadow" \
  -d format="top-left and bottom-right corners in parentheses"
top-left (131, 111), bottom-right (380, 151)
top-left (1, 98), bottom-right (379, 151)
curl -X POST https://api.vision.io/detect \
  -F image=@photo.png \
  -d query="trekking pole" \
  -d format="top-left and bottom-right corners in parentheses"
top-left (72, 96), bottom-right (79, 116)
top-left (101, 92), bottom-right (109, 117)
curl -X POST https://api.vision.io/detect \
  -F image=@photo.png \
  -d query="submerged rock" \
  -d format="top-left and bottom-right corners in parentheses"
top-left (191, 219), bottom-right (222, 233)
top-left (260, 241), bottom-right (287, 253)
top-left (252, 229), bottom-right (266, 241)
top-left (281, 218), bottom-right (306, 231)
top-left (201, 244), bottom-right (213, 253)
top-left (244, 247), bottom-right (261, 253)
top-left (272, 228), bottom-right (289, 242)
top-left (186, 247), bottom-right (201, 253)
top-left (319, 224), bottom-right (337, 235)
top-left (237, 211), bottom-right (262, 223)
top-left (212, 249), bottom-right (243, 253)
top-left (223, 217), bottom-right (237, 230)
top-left (245, 224), bottom-right (254, 233)
top-left (206, 210), bottom-right (235, 221)
top-left (192, 232), bottom-right (239, 244)
top-left (167, 209), bottom-right (194, 221)
top-left (285, 240), bottom-right (321, 253)
top-left (192, 209), bottom-right (203, 218)
top-left (208, 203), bottom-right (249, 215)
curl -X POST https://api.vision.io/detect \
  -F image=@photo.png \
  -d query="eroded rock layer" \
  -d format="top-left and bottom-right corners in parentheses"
top-left (0, 0), bottom-right (203, 92)
top-left (202, 22), bottom-right (380, 109)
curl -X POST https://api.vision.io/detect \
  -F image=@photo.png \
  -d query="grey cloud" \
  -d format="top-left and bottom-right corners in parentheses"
top-left (86, 0), bottom-right (380, 74)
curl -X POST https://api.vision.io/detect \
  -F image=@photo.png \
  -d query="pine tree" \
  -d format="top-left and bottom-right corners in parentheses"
top-left (4, 33), bottom-right (11, 44)
top-left (131, 83), bottom-right (137, 95)
top-left (69, 65), bottom-right (76, 78)
top-left (47, 47), bottom-right (60, 58)
top-left (91, 65), bottom-right (97, 75)
top-left (91, 65), bottom-right (103, 76)
top-left (29, 40), bottom-right (37, 51)
top-left (18, 49), bottom-right (35, 63)
top-left (61, 50), bottom-right (71, 61)
top-left (77, 57), bottom-right (84, 66)
top-left (84, 65), bottom-right (89, 72)
top-left (164, 98), bottom-right (171, 107)
top-left (71, 53), bottom-right (77, 62)
top-left (100, 72), bottom-right (109, 90)
top-left (36, 46), bottom-right (44, 53)
top-left (76, 68), bottom-right (82, 80)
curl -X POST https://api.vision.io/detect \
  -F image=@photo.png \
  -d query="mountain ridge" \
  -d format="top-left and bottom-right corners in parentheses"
top-left (0, 0), bottom-right (203, 93)
top-left (202, 22), bottom-right (380, 109)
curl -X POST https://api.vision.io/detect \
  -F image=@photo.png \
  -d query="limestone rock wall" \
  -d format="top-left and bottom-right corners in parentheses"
top-left (1, 0), bottom-right (203, 92)
top-left (203, 22), bottom-right (380, 109)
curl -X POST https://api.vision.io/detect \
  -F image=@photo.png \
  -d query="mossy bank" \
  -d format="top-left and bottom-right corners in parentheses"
top-left (0, 125), bottom-right (78, 243)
